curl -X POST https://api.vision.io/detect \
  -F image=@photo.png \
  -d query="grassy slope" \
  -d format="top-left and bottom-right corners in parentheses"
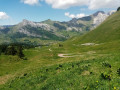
top-left (0, 44), bottom-right (120, 89)
top-left (72, 11), bottom-right (120, 43)
top-left (0, 12), bottom-right (120, 89)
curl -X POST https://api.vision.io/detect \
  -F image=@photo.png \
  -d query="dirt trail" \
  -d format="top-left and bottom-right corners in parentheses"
top-left (58, 54), bottom-right (74, 58)
top-left (58, 51), bottom-right (96, 58)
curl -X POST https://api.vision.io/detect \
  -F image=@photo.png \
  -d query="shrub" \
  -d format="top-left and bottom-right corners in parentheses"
top-left (5, 46), bottom-right (17, 55)
top-left (23, 57), bottom-right (27, 60)
top-left (102, 62), bottom-right (111, 68)
top-left (17, 46), bottom-right (24, 58)
top-left (101, 72), bottom-right (111, 80)
top-left (46, 69), bottom-right (49, 72)
top-left (56, 67), bottom-right (60, 70)
top-left (72, 64), bottom-right (74, 68)
top-left (117, 7), bottom-right (120, 11)
top-left (59, 44), bottom-right (63, 47)
top-left (59, 64), bottom-right (62, 68)
top-left (24, 73), bottom-right (27, 76)
top-left (117, 68), bottom-right (120, 75)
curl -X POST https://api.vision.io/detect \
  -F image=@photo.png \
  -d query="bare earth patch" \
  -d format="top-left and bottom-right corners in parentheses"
top-left (81, 43), bottom-right (99, 46)
top-left (81, 71), bottom-right (90, 76)
top-left (0, 74), bottom-right (14, 85)
top-left (58, 54), bottom-right (74, 58)
top-left (58, 51), bottom-right (96, 58)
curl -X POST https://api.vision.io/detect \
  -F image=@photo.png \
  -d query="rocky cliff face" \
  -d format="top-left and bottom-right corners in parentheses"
top-left (0, 10), bottom-right (115, 33)
top-left (93, 11), bottom-right (116, 28)
top-left (93, 11), bottom-right (109, 28)
top-left (18, 19), bottom-right (54, 31)
top-left (65, 11), bottom-right (116, 30)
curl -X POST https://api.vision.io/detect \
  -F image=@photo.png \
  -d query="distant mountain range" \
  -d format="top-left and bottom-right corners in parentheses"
top-left (0, 10), bottom-right (116, 44)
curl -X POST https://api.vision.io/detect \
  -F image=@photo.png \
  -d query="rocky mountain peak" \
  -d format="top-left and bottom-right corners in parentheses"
top-left (18, 19), bottom-right (54, 32)
top-left (22, 19), bottom-right (29, 22)
top-left (93, 11), bottom-right (105, 16)
top-left (21, 19), bottom-right (34, 26)
top-left (93, 11), bottom-right (108, 27)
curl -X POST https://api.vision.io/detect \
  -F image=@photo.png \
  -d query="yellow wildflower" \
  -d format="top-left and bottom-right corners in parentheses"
top-left (114, 87), bottom-right (116, 90)
top-left (96, 81), bottom-right (98, 83)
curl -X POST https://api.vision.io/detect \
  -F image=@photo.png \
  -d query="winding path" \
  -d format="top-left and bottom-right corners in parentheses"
top-left (58, 54), bottom-right (74, 58)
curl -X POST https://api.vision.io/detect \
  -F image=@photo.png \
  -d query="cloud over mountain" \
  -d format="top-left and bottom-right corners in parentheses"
top-left (21, 0), bottom-right (120, 9)
top-left (45, 0), bottom-right (120, 9)
top-left (65, 12), bottom-right (86, 18)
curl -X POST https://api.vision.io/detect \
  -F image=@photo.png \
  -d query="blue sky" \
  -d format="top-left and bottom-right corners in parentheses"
top-left (0, 0), bottom-right (119, 25)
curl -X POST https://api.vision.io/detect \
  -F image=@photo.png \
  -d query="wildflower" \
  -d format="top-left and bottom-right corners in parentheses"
top-left (96, 81), bottom-right (98, 83)
top-left (114, 87), bottom-right (116, 90)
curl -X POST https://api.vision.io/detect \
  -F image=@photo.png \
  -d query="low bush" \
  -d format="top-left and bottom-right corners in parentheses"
top-left (117, 68), bottom-right (120, 76)
top-left (101, 72), bottom-right (111, 80)
top-left (102, 62), bottom-right (111, 68)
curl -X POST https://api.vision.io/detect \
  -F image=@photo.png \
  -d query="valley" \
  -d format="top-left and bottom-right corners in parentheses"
top-left (0, 10), bottom-right (120, 89)
top-left (0, 11), bottom-right (114, 45)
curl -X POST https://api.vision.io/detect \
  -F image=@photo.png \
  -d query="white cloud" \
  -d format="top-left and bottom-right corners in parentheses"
top-left (45, 0), bottom-right (89, 9)
top-left (0, 12), bottom-right (9, 20)
top-left (45, 0), bottom-right (120, 9)
top-left (21, 0), bottom-right (39, 5)
top-left (20, 0), bottom-right (120, 9)
top-left (89, 0), bottom-right (120, 10)
top-left (65, 12), bottom-right (86, 18)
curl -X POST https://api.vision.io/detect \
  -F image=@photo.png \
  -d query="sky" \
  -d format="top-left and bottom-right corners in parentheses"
top-left (0, 0), bottom-right (119, 25)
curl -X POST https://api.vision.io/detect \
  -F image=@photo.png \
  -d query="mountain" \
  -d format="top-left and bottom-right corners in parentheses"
top-left (45, 11), bottom-right (114, 33)
top-left (65, 11), bottom-right (114, 31)
top-left (92, 11), bottom-right (109, 27)
top-left (69, 10), bottom-right (120, 44)
top-left (1, 9), bottom-right (120, 90)
top-left (0, 11), bottom-right (115, 44)
top-left (0, 20), bottom-right (67, 45)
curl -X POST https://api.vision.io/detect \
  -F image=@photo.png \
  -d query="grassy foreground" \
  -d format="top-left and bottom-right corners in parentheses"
top-left (0, 40), bottom-right (120, 89)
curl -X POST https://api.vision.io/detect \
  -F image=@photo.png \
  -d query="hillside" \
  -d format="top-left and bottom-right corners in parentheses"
top-left (72, 11), bottom-right (120, 43)
top-left (0, 11), bottom-right (120, 90)
top-left (0, 11), bottom-right (114, 45)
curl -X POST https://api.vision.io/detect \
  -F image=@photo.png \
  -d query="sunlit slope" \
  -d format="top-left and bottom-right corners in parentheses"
top-left (73, 11), bottom-right (120, 43)
top-left (1, 11), bottom-right (120, 90)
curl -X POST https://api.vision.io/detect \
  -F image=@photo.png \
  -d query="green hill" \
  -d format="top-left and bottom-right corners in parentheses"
top-left (73, 11), bottom-right (120, 43)
top-left (0, 11), bottom-right (120, 90)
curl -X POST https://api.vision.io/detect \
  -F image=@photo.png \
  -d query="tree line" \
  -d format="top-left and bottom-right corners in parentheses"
top-left (0, 44), bottom-right (24, 58)
top-left (117, 7), bottom-right (120, 11)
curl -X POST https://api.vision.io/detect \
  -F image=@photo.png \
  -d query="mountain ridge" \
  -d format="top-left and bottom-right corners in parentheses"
top-left (0, 10), bottom-right (116, 44)
top-left (69, 11), bottom-right (120, 44)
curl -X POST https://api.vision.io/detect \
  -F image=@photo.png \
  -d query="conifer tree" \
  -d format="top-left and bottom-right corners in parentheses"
top-left (6, 45), bottom-right (17, 55)
top-left (17, 46), bottom-right (24, 58)
top-left (117, 7), bottom-right (120, 11)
